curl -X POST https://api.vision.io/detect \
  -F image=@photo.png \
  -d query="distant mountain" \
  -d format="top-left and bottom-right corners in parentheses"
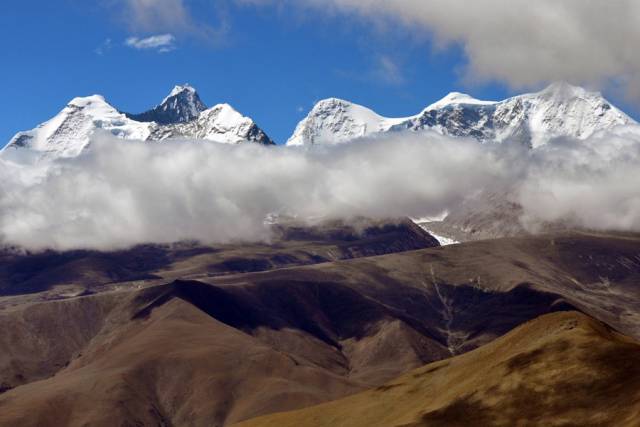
top-left (287, 82), bottom-right (635, 147)
top-left (126, 84), bottom-right (207, 125)
top-left (286, 98), bottom-right (408, 147)
top-left (1, 85), bottom-right (274, 163)
top-left (148, 103), bottom-right (274, 145)
top-left (3, 82), bottom-right (635, 164)
top-left (2, 95), bottom-right (152, 162)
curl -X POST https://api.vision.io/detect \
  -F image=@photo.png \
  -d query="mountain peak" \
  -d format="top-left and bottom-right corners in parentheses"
top-left (68, 94), bottom-right (109, 108)
top-left (287, 84), bottom-right (636, 148)
top-left (315, 97), bottom-right (353, 106)
top-left (162, 84), bottom-right (198, 104)
top-left (426, 91), bottom-right (496, 111)
top-left (2, 92), bottom-right (151, 162)
top-left (537, 81), bottom-right (596, 100)
top-left (127, 84), bottom-right (207, 125)
top-left (287, 98), bottom-right (409, 146)
top-left (149, 102), bottom-right (275, 145)
top-left (308, 98), bottom-right (360, 114)
top-left (443, 91), bottom-right (476, 101)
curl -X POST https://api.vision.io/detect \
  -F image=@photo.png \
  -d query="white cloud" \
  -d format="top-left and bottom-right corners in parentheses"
top-left (125, 34), bottom-right (176, 52)
top-left (3, 127), bottom-right (640, 251)
top-left (239, 0), bottom-right (640, 99)
top-left (518, 128), bottom-right (640, 231)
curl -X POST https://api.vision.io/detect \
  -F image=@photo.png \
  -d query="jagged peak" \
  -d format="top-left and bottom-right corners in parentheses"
top-left (127, 83), bottom-right (206, 125)
top-left (172, 83), bottom-right (196, 93)
top-left (161, 84), bottom-right (199, 105)
top-left (159, 84), bottom-right (205, 109)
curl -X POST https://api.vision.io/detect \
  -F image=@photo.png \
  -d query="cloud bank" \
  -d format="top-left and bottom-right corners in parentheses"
top-left (240, 0), bottom-right (640, 98)
top-left (520, 127), bottom-right (640, 231)
top-left (2, 127), bottom-right (640, 251)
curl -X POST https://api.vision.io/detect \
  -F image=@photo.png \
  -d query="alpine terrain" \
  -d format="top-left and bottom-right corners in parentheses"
top-left (287, 82), bottom-right (635, 147)
top-left (1, 84), bottom-right (274, 163)
top-left (4, 1), bottom-right (640, 425)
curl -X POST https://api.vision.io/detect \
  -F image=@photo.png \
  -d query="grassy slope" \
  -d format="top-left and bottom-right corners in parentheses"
top-left (235, 311), bottom-right (640, 427)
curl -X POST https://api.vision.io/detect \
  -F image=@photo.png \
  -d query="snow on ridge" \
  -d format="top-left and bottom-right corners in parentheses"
top-left (2, 94), bottom-right (152, 162)
top-left (286, 98), bottom-right (412, 146)
top-left (2, 86), bottom-right (274, 163)
top-left (424, 92), bottom-right (496, 111)
top-left (4, 81), bottom-right (637, 162)
top-left (163, 84), bottom-right (197, 103)
top-left (288, 82), bottom-right (636, 147)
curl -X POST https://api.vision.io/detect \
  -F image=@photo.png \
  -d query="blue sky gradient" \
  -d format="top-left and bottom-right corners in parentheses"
top-left (1, 1), bottom-right (637, 145)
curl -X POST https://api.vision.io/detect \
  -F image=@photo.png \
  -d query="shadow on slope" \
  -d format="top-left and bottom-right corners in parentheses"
top-left (235, 311), bottom-right (640, 427)
top-left (133, 278), bottom-right (576, 358)
top-left (0, 218), bottom-right (438, 296)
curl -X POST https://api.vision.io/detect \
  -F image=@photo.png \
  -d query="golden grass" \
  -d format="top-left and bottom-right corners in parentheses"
top-left (235, 311), bottom-right (640, 427)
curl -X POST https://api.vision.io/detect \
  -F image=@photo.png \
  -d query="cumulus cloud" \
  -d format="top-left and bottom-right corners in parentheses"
top-left (3, 127), bottom-right (640, 251)
top-left (125, 34), bottom-right (176, 52)
top-left (239, 0), bottom-right (640, 98)
top-left (0, 133), bottom-right (505, 251)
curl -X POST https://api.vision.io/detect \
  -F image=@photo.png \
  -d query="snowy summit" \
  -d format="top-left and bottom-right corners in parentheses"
top-left (1, 85), bottom-right (274, 163)
top-left (287, 82), bottom-right (634, 148)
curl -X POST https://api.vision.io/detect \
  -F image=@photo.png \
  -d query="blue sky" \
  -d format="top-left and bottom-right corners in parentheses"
top-left (1, 0), bottom-right (638, 145)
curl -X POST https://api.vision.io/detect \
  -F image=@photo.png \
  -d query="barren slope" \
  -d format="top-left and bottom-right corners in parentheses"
top-left (1, 231), bottom-right (639, 426)
top-left (236, 311), bottom-right (640, 427)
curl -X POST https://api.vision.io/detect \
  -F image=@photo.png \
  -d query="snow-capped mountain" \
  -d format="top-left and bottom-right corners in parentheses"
top-left (126, 84), bottom-right (207, 124)
top-left (3, 82), bottom-right (635, 164)
top-left (287, 83), bottom-right (635, 148)
top-left (286, 98), bottom-right (408, 146)
top-left (149, 103), bottom-right (274, 145)
top-left (2, 85), bottom-right (274, 163)
top-left (2, 95), bottom-right (152, 163)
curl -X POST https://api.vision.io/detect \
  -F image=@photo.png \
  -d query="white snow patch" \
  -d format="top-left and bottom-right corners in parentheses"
top-left (416, 223), bottom-right (460, 246)
top-left (424, 92), bottom-right (496, 111)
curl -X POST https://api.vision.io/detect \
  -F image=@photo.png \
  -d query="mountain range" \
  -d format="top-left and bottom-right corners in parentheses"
top-left (287, 82), bottom-right (635, 147)
top-left (0, 85), bottom-right (275, 163)
top-left (2, 84), bottom-right (640, 426)
top-left (1, 82), bottom-right (636, 163)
